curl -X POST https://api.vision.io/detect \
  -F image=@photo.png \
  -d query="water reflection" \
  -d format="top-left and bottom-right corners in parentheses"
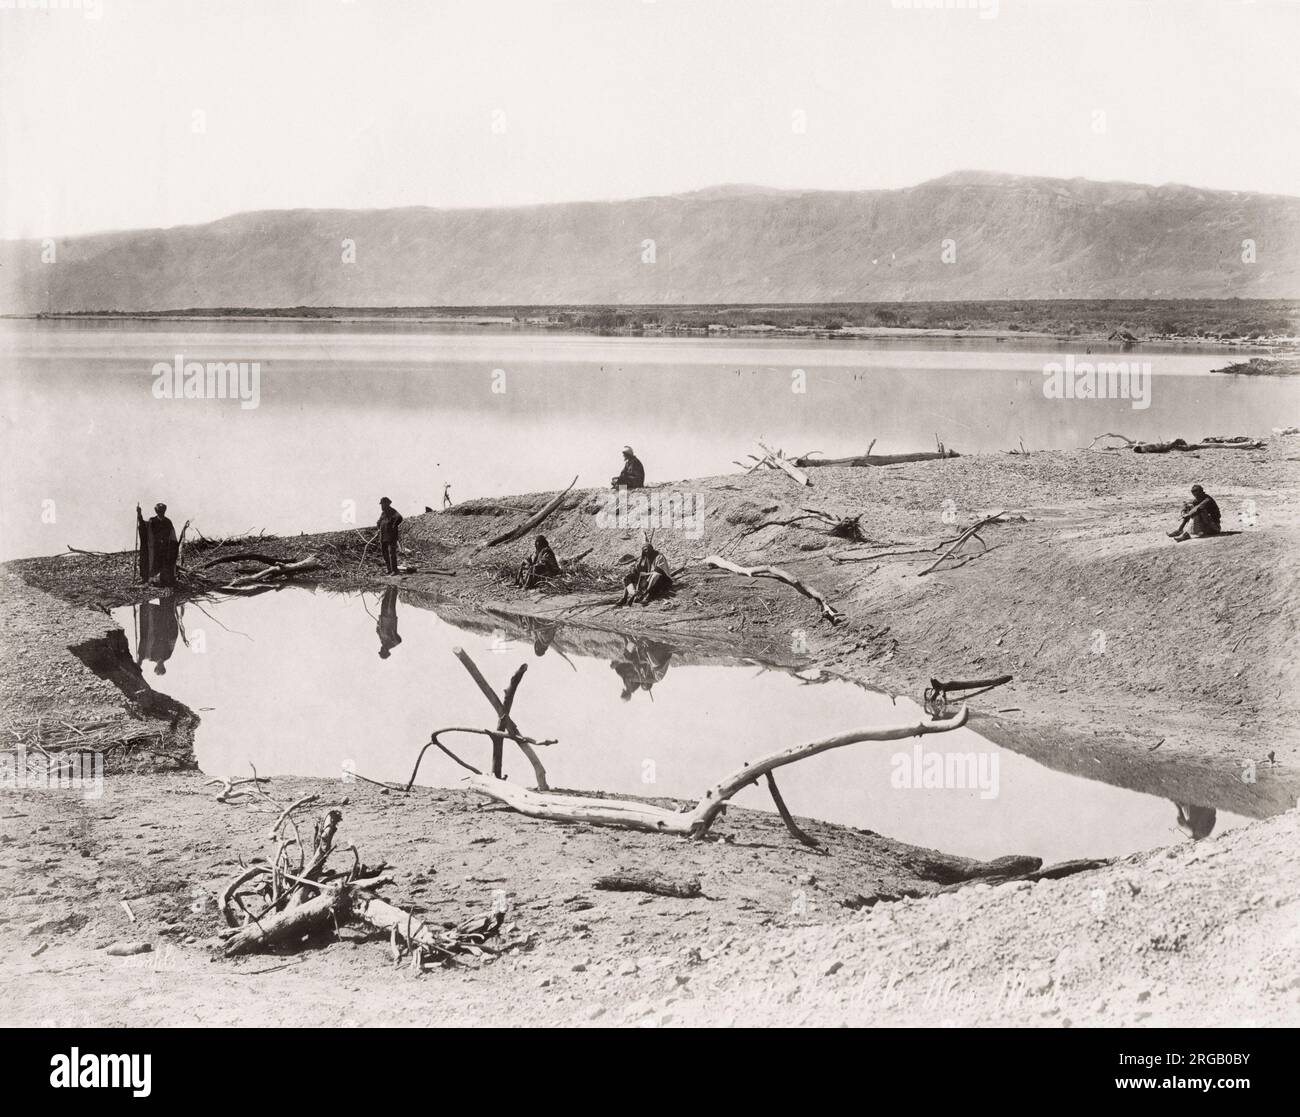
top-left (112, 586), bottom-right (1283, 863)
top-left (134, 598), bottom-right (180, 675)
top-left (610, 636), bottom-right (674, 701)
top-left (1174, 802), bottom-right (1217, 841)
top-left (375, 586), bottom-right (402, 659)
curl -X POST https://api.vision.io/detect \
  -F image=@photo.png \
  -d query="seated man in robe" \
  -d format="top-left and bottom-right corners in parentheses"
top-left (611, 445), bottom-right (645, 490)
top-left (516, 535), bottom-right (561, 589)
top-left (1168, 484), bottom-right (1221, 541)
top-left (618, 542), bottom-right (672, 606)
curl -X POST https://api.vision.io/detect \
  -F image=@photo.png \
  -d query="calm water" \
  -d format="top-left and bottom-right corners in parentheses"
top-left (113, 586), bottom-right (1250, 864)
top-left (3, 319), bottom-right (1298, 560)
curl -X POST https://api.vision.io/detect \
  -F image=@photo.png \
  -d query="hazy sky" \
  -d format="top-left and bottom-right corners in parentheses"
top-left (2, 0), bottom-right (1297, 237)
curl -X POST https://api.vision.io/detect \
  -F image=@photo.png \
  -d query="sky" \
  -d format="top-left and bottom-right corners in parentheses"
top-left (1, 0), bottom-right (1298, 238)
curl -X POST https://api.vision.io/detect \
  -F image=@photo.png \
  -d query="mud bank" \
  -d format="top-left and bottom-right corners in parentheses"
top-left (8, 443), bottom-right (1298, 801)
top-left (2, 444), bottom-right (1297, 1025)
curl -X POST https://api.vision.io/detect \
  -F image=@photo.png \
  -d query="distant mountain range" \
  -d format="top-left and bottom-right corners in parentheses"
top-left (3, 171), bottom-right (1298, 312)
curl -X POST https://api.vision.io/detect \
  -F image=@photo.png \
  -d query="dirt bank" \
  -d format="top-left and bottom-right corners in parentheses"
top-left (10, 442), bottom-right (1298, 804)
top-left (2, 443), bottom-right (1297, 1025)
top-left (4, 777), bottom-right (1295, 1028)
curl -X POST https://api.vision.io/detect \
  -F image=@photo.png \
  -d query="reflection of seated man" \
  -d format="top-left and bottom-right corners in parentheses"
top-left (611, 637), bottom-right (673, 700)
top-left (515, 535), bottom-right (561, 589)
top-left (618, 543), bottom-right (672, 607)
top-left (1168, 485), bottom-right (1220, 542)
top-left (376, 586), bottom-right (402, 659)
top-left (1174, 802), bottom-right (1216, 840)
top-left (532, 621), bottom-right (559, 657)
top-left (137, 598), bottom-right (180, 675)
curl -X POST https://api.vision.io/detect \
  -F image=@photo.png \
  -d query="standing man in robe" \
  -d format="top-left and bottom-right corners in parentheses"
top-left (139, 502), bottom-right (178, 587)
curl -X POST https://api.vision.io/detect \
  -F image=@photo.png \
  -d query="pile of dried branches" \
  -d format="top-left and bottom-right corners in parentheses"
top-left (737, 505), bottom-right (869, 544)
top-left (733, 441), bottom-right (812, 487)
top-left (831, 510), bottom-right (1026, 576)
top-left (218, 794), bottom-right (504, 967)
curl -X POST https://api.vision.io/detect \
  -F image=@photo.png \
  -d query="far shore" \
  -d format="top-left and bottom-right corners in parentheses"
top-left (5, 308), bottom-right (1294, 351)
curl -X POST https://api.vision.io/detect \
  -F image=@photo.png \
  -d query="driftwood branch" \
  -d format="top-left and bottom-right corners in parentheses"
top-left (704, 555), bottom-right (843, 624)
top-left (452, 649), bottom-right (550, 789)
top-left (756, 441), bottom-right (811, 487)
top-left (221, 554), bottom-right (321, 590)
top-left (764, 771), bottom-right (822, 849)
top-left (594, 872), bottom-right (702, 899)
top-left (485, 476), bottom-right (578, 548)
top-left (918, 512), bottom-right (1006, 577)
top-left (467, 706), bottom-right (969, 839)
top-left (795, 449), bottom-right (959, 467)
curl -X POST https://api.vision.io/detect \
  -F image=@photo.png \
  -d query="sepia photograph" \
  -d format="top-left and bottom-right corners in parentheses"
top-left (1, 0), bottom-right (1297, 1077)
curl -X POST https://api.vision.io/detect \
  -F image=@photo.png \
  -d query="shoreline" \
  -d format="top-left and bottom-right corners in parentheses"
top-left (6, 310), bottom-right (1298, 353)
top-left (3, 443), bottom-right (1298, 1025)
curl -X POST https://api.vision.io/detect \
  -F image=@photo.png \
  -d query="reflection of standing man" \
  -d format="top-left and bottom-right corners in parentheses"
top-left (376, 586), bottom-right (402, 659)
top-left (1174, 802), bottom-right (1217, 840)
top-left (377, 497), bottom-right (403, 575)
top-left (137, 598), bottom-right (180, 675)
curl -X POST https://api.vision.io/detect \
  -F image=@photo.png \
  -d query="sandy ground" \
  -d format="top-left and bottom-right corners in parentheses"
top-left (4, 779), bottom-right (1296, 1028)
top-left (2, 441), bottom-right (1298, 1026)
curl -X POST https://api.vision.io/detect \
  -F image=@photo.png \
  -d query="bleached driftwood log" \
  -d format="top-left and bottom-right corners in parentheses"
top-left (452, 648), bottom-right (550, 789)
top-left (704, 554), bottom-right (843, 624)
top-left (222, 554), bottom-right (322, 589)
top-left (224, 887), bottom-right (348, 956)
top-left (485, 476), bottom-right (578, 548)
top-left (795, 450), bottom-right (959, 467)
top-left (757, 441), bottom-right (812, 487)
top-left (468, 706), bottom-right (969, 838)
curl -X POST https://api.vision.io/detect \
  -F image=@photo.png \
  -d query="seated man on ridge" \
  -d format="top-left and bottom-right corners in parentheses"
top-left (1168, 484), bottom-right (1221, 542)
top-left (611, 445), bottom-right (645, 490)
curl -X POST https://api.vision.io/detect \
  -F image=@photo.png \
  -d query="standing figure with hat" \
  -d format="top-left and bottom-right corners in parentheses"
top-left (377, 496), bottom-right (404, 574)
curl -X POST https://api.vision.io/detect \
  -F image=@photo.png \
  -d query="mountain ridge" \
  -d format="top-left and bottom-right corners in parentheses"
top-left (4, 171), bottom-right (1298, 311)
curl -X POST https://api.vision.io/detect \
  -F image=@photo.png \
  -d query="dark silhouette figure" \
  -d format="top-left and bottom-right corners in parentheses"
top-left (138, 502), bottom-right (179, 586)
top-left (516, 535), bottom-right (561, 589)
top-left (376, 585), bottom-right (402, 659)
top-left (377, 497), bottom-right (403, 574)
top-left (611, 445), bottom-right (645, 490)
top-left (136, 598), bottom-right (180, 675)
top-left (1174, 802), bottom-right (1217, 841)
top-left (1169, 485), bottom-right (1221, 542)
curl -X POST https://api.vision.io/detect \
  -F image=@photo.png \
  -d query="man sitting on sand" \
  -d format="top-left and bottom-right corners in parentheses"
top-left (611, 445), bottom-right (645, 490)
top-left (515, 535), bottom-right (560, 589)
top-left (1168, 484), bottom-right (1221, 541)
top-left (618, 542), bottom-right (673, 606)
